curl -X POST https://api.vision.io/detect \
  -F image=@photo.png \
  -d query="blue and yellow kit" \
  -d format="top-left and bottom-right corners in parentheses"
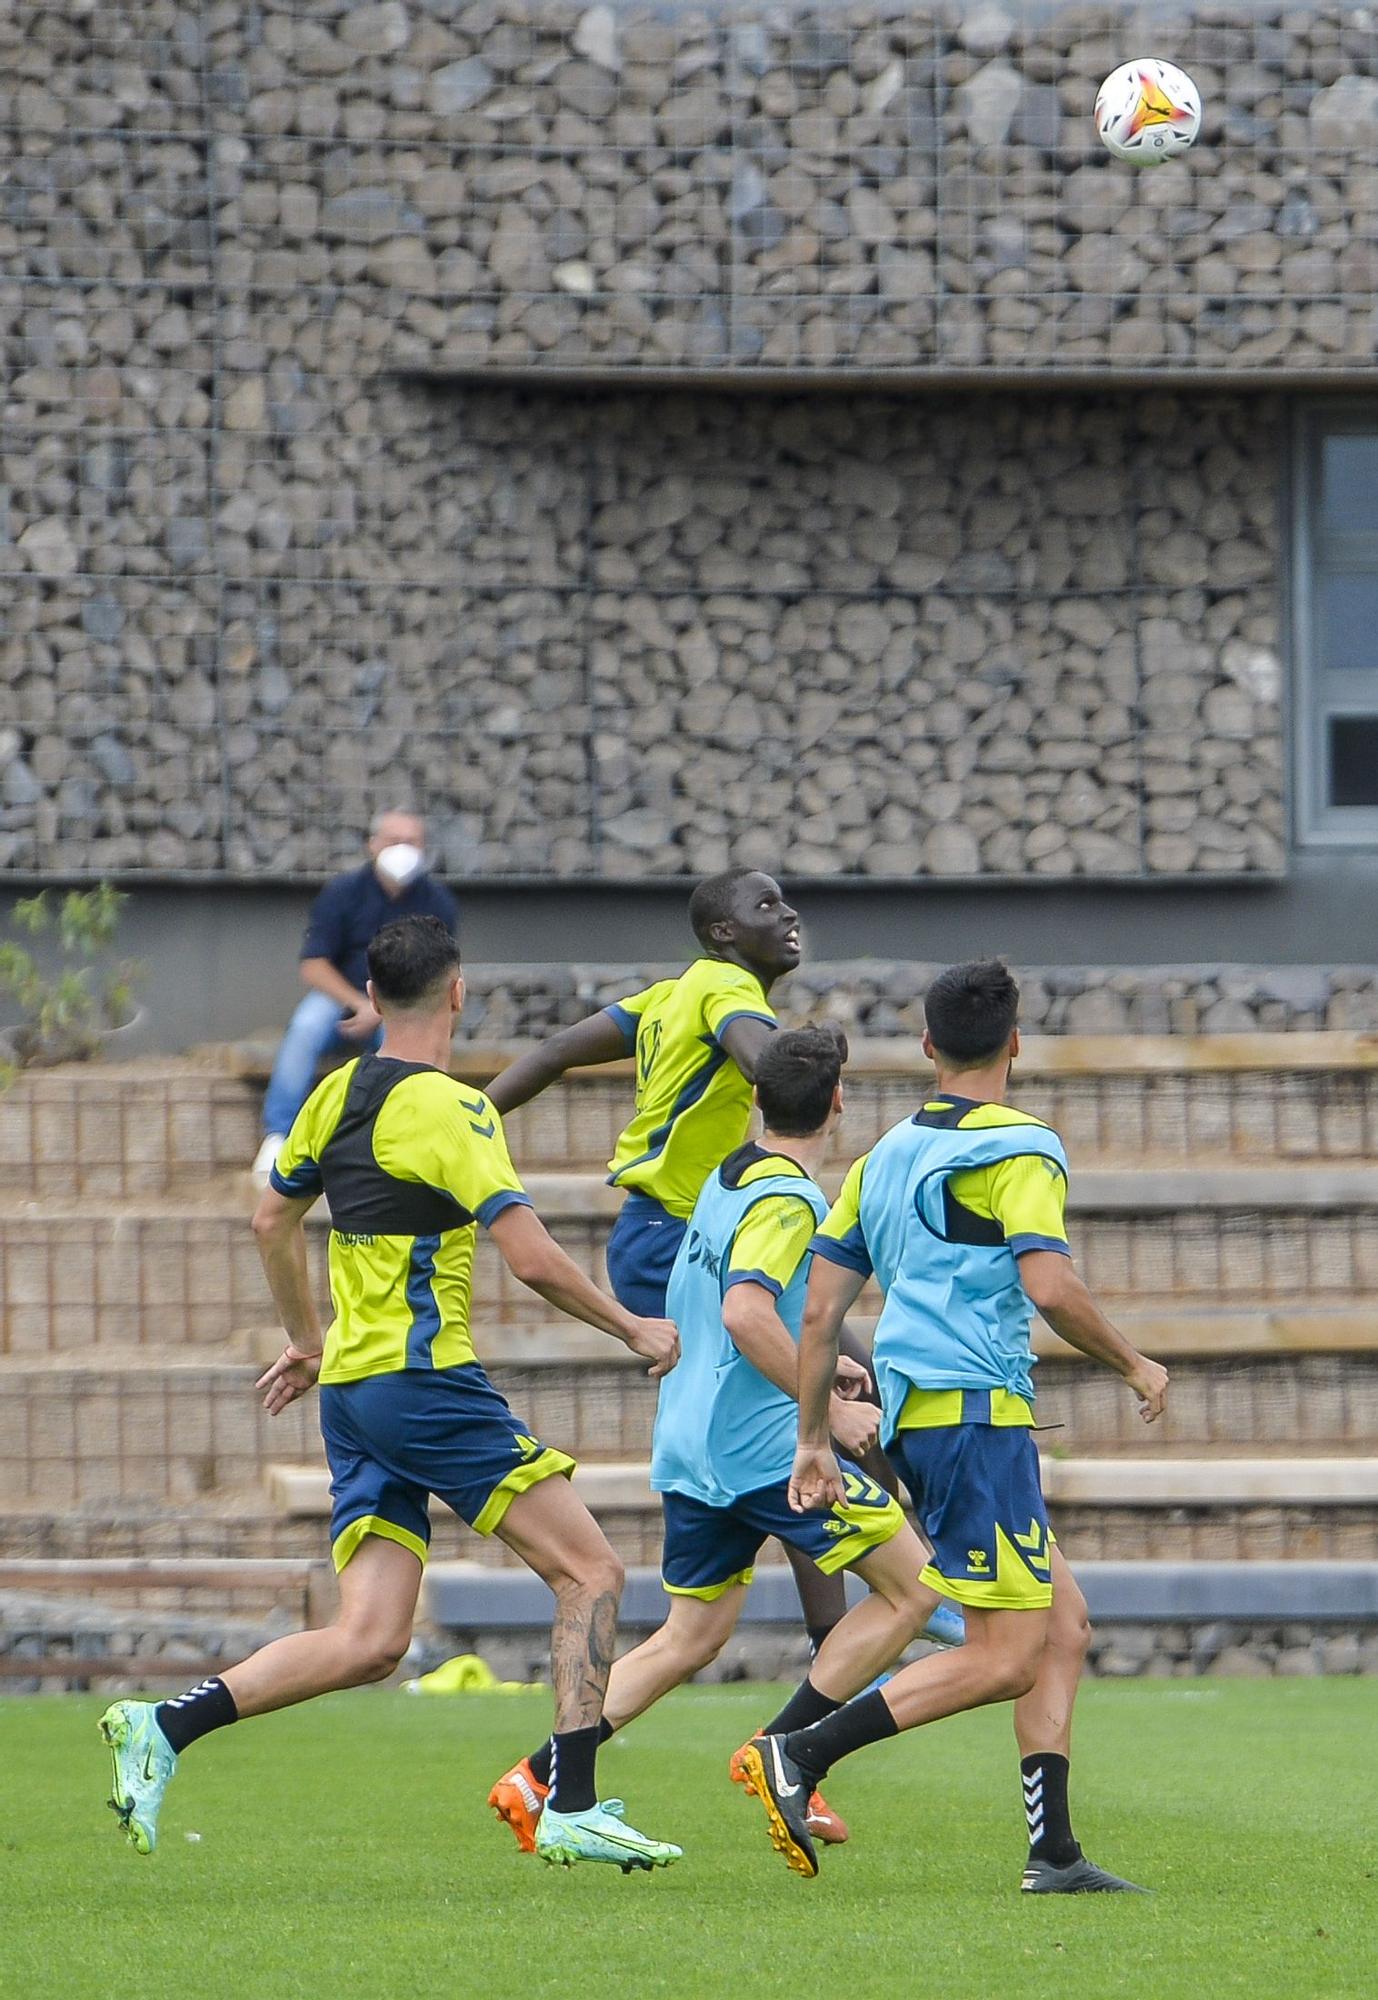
top-left (652, 1141), bottom-right (905, 1600)
top-left (814, 1097), bottom-right (1071, 1611)
top-left (598, 958), bottom-right (779, 1316)
top-left (272, 1054), bottom-right (573, 1571)
top-left (604, 958), bottom-right (778, 1220)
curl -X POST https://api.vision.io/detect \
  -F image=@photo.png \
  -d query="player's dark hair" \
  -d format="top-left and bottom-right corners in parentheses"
top-left (366, 915), bottom-right (460, 1009)
top-left (923, 959), bottom-right (1020, 1065)
top-left (755, 1024), bottom-right (848, 1136)
top-left (688, 868), bottom-right (759, 950)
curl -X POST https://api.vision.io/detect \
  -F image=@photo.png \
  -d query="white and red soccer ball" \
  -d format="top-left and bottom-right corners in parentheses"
top-left (1095, 58), bottom-right (1201, 165)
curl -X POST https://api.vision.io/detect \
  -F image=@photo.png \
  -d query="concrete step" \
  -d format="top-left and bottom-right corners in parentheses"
top-left (0, 1064), bottom-right (261, 1200)
top-left (0, 1207), bottom-right (294, 1354)
top-left (242, 1307), bottom-right (1378, 1371)
top-left (0, 1352), bottom-right (319, 1507)
top-left (437, 1350), bottom-right (1378, 1459)
top-left (1100, 1308), bottom-right (1378, 1356)
top-left (270, 1453), bottom-right (1378, 1522)
top-left (6, 1497), bottom-right (570, 1572)
top-left (0, 1496), bottom-right (455, 1568)
top-left (269, 1449), bottom-right (1378, 1567)
top-left (0, 1556), bottom-right (331, 1625)
top-left (470, 1163), bottom-right (1378, 1215)
top-left (2, 1337), bottom-right (1374, 1503)
top-left (7, 1489), bottom-right (1373, 1570)
top-left (266, 1459), bottom-right (660, 1519)
top-left (1042, 1459), bottom-right (1378, 1504)
top-left (10, 1034), bottom-right (1378, 1195)
top-left (10, 1171), bottom-right (1378, 1351)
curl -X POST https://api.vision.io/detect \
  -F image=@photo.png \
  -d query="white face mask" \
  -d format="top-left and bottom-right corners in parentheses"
top-left (375, 841), bottom-right (424, 890)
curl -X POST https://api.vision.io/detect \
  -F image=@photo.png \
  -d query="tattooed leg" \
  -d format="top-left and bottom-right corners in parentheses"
top-left (493, 1477), bottom-right (626, 1732)
top-left (550, 1583), bottom-right (620, 1731)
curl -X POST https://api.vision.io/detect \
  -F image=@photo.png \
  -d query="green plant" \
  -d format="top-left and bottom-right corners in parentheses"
top-left (0, 885), bottom-right (144, 1069)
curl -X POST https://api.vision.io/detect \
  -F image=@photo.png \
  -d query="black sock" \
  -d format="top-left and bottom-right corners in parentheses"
top-left (154, 1676), bottom-right (239, 1755)
top-left (1021, 1752), bottom-right (1081, 1866)
top-left (547, 1724), bottom-right (604, 1813)
top-left (784, 1687), bottom-right (898, 1782)
top-left (805, 1624), bottom-right (838, 1661)
top-left (763, 1676), bottom-right (841, 1738)
top-left (527, 1716), bottom-right (613, 1789)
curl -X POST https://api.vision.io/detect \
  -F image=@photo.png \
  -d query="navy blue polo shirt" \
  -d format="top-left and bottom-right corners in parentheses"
top-left (300, 865), bottom-right (459, 991)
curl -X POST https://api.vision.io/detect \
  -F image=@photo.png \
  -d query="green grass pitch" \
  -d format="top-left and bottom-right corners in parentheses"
top-left (4, 1680), bottom-right (1370, 2000)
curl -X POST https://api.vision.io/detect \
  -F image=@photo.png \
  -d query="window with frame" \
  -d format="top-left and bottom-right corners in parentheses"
top-left (1296, 409), bottom-right (1378, 842)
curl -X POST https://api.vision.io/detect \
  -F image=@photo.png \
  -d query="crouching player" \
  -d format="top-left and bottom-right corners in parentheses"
top-left (490, 1025), bottom-right (954, 1854)
top-left (735, 962), bottom-right (1169, 1892)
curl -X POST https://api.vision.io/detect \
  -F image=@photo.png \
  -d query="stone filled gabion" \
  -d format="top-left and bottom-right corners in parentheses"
top-left (0, 1), bottom-right (1344, 877)
top-left (453, 962), bottom-right (1378, 1039)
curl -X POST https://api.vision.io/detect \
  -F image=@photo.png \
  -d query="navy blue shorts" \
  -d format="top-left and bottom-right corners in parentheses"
top-left (605, 1192), bottom-right (687, 1317)
top-left (317, 1363), bottom-right (574, 1573)
top-left (659, 1464), bottom-right (905, 1598)
top-left (886, 1423), bottom-right (1053, 1609)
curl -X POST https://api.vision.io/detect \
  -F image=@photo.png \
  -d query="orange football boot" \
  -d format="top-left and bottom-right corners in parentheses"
top-left (805, 1790), bottom-right (850, 1844)
top-left (488, 1757), bottom-right (549, 1854)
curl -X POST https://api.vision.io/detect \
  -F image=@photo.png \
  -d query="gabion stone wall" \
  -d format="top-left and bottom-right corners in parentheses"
top-left (456, 960), bottom-right (1378, 1040)
top-left (205, 2), bottom-right (1378, 376)
top-left (2, 375), bottom-right (1285, 878)
top-left (0, 2), bottom-right (1340, 879)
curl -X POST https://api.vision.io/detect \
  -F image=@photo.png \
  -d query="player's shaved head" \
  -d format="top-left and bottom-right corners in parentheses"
top-left (688, 868), bottom-right (761, 949)
top-left (366, 915), bottom-right (460, 1011)
top-left (755, 1024), bottom-right (848, 1136)
top-left (923, 959), bottom-right (1020, 1066)
top-left (687, 869), bottom-right (801, 982)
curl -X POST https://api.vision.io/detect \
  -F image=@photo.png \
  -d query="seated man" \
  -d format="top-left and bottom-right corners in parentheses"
top-left (489, 1026), bottom-right (950, 1857)
top-left (253, 809), bottom-right (457, 1182)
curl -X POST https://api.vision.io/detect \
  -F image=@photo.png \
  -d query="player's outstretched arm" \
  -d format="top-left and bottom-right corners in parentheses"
top-left (1018, 1249), bottom-right (1169, 1422)
top-left (722, 1284), bottom-right (878, 1459)
top-left (485, 1012), bottom-right (630, 1115)
top-left (489, 1202), bottom-right (679, 1376)
top-left (789, 1258), bottom-right (868, 1511)
top-left (250, 1185), bottom-right (325, 1412)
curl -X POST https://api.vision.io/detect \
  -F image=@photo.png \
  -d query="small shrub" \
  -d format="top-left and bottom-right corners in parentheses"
top-left (0, 885), bottom-right (144, 1070)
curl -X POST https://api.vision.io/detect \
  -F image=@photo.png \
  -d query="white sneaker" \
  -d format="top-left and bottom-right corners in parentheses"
top-left (251, 1134), bottom-right (285, 1189)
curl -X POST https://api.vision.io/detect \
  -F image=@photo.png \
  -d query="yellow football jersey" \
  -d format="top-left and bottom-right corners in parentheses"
top-left (271, 1055), bottom-right (530, 1383)
top-left (603, 958), bottom-right (778, 1220)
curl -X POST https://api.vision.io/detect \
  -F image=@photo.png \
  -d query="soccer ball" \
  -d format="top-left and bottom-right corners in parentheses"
top-left (1094, 58), bottom-right (1201, 166)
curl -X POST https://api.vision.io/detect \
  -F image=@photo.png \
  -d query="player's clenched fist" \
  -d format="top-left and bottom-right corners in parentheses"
top-left (789, 1444), bottom-right (846, 1514)
top-left (624, 1316), bottom-right (680, 1377)
top-left (828, 1390), bottom-right (879, 1460)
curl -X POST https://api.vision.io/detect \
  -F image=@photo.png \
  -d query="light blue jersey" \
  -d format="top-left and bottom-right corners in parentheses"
top-left (652, 1142), bottom-right (829, 1507)
top-left (813, 1102), bottom-right (1069, 1440)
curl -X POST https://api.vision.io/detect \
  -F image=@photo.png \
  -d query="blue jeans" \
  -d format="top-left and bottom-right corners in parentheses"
top-left (262, 990), bottom-right (381, 1137)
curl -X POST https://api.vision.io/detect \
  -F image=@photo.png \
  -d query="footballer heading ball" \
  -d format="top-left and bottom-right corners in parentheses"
top-left (1095, 58), bottom-right (1201, 165)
